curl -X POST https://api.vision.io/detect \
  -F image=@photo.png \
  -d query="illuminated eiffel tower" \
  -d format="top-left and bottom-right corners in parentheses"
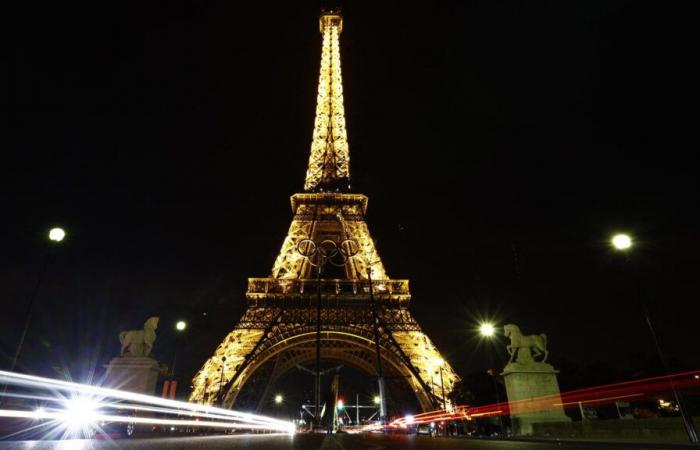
top-left (190, 9), bottom-right (459, 416)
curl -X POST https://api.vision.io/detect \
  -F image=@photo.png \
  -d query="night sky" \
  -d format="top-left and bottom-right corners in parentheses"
top-left (3, 0), bottom-right (697, 400)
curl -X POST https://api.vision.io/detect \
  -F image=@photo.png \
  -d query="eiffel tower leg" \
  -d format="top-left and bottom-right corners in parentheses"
top-left (379, 316), bottom-right (440, 410)
top-left (218, 309), bottom-right (284, 407)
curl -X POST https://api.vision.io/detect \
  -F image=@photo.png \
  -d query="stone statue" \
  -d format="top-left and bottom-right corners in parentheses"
top-left (119, 317), bottom-right (159, 357)
top-left (504, 323), bottom-right (548, 364)
top-left (501, 324), bottom-right (568, 435)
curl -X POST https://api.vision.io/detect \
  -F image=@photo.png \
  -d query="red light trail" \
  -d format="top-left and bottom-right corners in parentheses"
top-left (383, 370), bottom-right (700, 429)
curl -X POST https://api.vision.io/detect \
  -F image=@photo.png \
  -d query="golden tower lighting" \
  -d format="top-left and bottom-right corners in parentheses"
top-left (190, 9), bottom-right (459, 414)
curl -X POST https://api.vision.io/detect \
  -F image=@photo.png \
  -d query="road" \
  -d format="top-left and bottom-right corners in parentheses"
top-left (0, 433), bottom-right (693, 450)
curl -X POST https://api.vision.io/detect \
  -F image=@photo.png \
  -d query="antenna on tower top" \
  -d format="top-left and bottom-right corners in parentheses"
top-left (304, 6), bottom-right (350, 192)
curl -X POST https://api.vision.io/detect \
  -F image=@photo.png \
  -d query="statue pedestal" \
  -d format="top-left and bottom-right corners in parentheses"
top-left (501, 360), bottom-right (570, 435)
top-left (103, 356), bottom-right (159, 395)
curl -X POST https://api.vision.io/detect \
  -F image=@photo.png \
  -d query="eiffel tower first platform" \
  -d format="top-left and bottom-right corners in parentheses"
top-left (190, 9), bottom-right (459, 416)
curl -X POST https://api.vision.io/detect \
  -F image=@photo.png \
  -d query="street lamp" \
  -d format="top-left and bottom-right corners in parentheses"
top-left (8, 228), bottom-right (66, 375)
top-left (611, 233), bottom-right (698, 444)
top-left (433, 358), bottom-right (448, 436)
top-left (366, 265), bottom-right (388, 424)
top-left (611, 233), bottom-right (632, 250)
top-left (295, 238), bottom-right (358, 429)
top-left (373, 395), bottom-right (381, 405)
top-left (433, 358), bottom-right (447, 407)
top-left (275, 394), bottom-right (283, 405)
top-left (479, 322), bottom-right (495, 337)
top-left (49, 227), bottom-right (66, 242)
top-left (479, 322), bottom-right (505, 436)
top-left (171, 321), bottom-right (187, 379)
top-left (217, 356), bottom-right (227, 406)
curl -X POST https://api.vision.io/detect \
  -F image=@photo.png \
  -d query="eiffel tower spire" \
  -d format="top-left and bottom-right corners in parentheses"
top-left (304, 9), bottom-right (350, 192)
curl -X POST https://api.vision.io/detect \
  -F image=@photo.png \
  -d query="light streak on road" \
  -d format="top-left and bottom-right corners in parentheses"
top-left (0, 408), bottom-right (291, 431)
top-left (0, 369), bottom-right (295, 437)
top-left (377, 369), bottom-right (700, 431)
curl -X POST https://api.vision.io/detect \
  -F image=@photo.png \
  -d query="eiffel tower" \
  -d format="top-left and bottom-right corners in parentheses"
top-left (190, 9), bottom-right (459, 417)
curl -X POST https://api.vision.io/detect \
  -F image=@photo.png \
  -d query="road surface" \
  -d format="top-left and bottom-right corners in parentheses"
top-left (0, 433), bottom-right (692, 449)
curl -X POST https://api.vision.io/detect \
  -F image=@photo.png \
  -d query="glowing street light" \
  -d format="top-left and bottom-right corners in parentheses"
top-left (609, 232), bottom-right (698, 443)
top-left (48, 227), bottom-right (66, 242)
top-left (479, 322), bottom-right (496, 337)
top-left (3, 225), bottom-right (69, 389)
top-left (373, 395), bottom-right (381, 405)
top-left (336, 399), bottom-right (344, 409)
top-left (274, 394), bottom-right (283, 404)
top-left (478, 321), bottom-right (505, 435)
top-left (611, 233), bottom-right (632, 250)
top-left (170, 321), bottom-right (188, 379)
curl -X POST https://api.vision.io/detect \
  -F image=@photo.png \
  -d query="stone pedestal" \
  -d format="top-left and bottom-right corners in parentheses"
top-left (501, 359), bottom-right (570, 435)
top-left (103, 356), bottom-right (159, 395)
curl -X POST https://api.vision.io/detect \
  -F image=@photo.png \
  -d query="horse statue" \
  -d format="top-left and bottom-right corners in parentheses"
top-left (119, 316), bottom-right (159, 357)
top-left (504, 323), bottom-right (548, 363)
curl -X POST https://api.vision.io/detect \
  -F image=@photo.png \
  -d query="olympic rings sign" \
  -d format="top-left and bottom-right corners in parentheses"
top-left (296, 239), bottom-right (359, 267)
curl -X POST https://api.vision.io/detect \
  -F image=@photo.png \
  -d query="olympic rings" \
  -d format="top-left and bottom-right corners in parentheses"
top-left (296, 238), bottom-right (359, 267)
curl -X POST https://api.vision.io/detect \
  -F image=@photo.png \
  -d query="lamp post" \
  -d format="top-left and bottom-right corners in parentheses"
top-left (479, 321), bottom-right (505, 436)
top-left (296, 238), bottom-right (358, 429)
top-left (171, 321), bottom-right (187, 377)
top-left (433, 358), bottom-right (447, 408)
top-left (10, 227), bottom-right (66, 375)
top-left (218, 356), bottom-right (227, 406)
top-left (367, 266), bottom-right (388, 424)
top-left (432, 358), bottom-right (448, 436)
top-left (611, 233), bottom-right (698, 444)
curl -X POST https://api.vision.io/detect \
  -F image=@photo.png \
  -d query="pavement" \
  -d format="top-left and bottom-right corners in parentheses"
top-left (0, 433), bottom-right (695, 450)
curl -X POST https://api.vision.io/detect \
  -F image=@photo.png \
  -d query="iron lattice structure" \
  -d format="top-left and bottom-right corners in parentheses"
top-left (190, 10), bottom-right (459, 412)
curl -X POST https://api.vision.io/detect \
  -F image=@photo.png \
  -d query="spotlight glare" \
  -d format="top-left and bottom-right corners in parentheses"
top-left (479, 322), bottom-right (495, 337)
top-left (611, 233), bottom-right (632, 250)
top-left (62, 397), bottom-right (99, 428)
top-left (49, 228), bottom-right (66, 242)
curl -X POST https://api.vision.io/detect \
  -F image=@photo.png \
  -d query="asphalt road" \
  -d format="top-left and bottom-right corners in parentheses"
top-left (0, 433), bottom-right (693, 450)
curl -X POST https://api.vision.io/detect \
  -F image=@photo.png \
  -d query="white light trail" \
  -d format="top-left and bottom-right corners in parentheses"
top-left (0, 408), bottom-right (290, 432)
top-left (0, 370), bottom-right (295, 434)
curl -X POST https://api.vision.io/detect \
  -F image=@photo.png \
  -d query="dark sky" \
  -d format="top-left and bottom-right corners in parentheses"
top-left (2, 0), bottom-right (697, 396)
